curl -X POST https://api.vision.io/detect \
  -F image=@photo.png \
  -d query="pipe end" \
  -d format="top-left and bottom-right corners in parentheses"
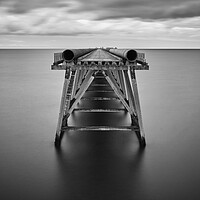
top-left (126, 50), bottom-right (138, 62)
top-left (62, 49), bottom-right (75, 62)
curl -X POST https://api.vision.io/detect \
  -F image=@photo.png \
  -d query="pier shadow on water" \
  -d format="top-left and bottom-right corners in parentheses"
top-left (55, 130), bottom-right (147, 200)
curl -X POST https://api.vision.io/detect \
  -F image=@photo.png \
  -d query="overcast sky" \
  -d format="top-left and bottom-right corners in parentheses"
top-left (0, 0), bottom-right (200, 48)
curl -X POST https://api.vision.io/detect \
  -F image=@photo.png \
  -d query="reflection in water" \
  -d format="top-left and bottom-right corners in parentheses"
top-left (55, 131), bottom-right (146, 200)
top-left (53, 68), bottom-right (147, 200)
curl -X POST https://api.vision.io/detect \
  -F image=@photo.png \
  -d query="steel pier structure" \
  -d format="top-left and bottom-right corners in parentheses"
top-left (52, 48), bottom-right (149, 148)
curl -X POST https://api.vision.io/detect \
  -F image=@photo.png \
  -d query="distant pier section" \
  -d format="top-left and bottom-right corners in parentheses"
top-left (52, 48), bottom-right (149, 148)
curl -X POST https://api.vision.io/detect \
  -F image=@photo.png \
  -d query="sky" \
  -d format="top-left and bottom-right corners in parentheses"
top-left (0, 0), bottom-right (200, 48)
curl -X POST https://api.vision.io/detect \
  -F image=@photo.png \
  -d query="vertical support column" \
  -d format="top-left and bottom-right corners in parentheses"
top-left (55, 68), bottom-right (72, 146)
top-left (122, 70), bottom-right (129, 100)
top-left (115, 70), bottom-right (121, 86)
top-left (115, 70), bottom-right (121, 89)
top-left (113, 70), bottom-right (118, 82)
top-left (114, 70), bottom-right (121, 89)
top-left (130, 69), bottom-right (146, 147)
top-left (111, 70), bottom-right (117, 83)
top-left (77, 69), bottom-right (86, 89)
top-left (123, 70), bottom-right (137, 122)
top-left (71, 69), bottom-right (79, 98)
top-left (118, 70), bottom-right (128, 99)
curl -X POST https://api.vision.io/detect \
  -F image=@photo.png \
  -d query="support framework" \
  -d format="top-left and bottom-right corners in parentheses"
top-left (52, 48), bottom-right (149, 148)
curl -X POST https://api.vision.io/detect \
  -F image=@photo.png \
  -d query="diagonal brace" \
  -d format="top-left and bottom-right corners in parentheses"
top-left (102, 70), bottom-right (134, 115)
top-left (66, 70), bottom-right (95, 118)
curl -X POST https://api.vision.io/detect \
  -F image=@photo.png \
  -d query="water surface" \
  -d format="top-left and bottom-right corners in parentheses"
top-left (0, 49), bottom-right (200, 200)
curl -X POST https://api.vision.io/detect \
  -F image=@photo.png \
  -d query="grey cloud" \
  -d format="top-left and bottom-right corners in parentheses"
top-left (6, 24), bottom-right (23, 34)
top-left (73, 0), bottom-right (200, 20)
top-left (0, 0), bottom-right (69, 13)
top-left (167, 1), bottom-right (200, 18)
top-left (1, 0), bottom-right (200, 19)
top-left (101, 0), bottom-right (154, 8)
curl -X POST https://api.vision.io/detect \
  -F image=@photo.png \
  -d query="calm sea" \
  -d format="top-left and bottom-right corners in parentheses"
top-left (0, 49), bottom-right (200, 200)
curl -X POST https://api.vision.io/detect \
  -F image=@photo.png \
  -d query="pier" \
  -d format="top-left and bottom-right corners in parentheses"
top-left (52, 48), bottom-right (149, 148)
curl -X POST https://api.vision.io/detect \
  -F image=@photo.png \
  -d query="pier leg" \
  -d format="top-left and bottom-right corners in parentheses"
top-left (77, 69), bottom-right (86, 89)
top-left (118, 70), bottom-right (128, 99)
top-left (123, 70), bottom-right (137, 123)
top-left (72, 69), bottom-right (79, 98)
top-left (55, 69), bottom-right (72, 147)
top-left (139, 135), bottom-right (146, 148)
top-left (130, 69), bottom-right (146, 148)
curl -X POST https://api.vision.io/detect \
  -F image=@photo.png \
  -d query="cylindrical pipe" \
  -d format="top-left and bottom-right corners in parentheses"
top-left (108, 49), bottom-right (138, 62)
top-left (62, 48), bottom-right (95, 62)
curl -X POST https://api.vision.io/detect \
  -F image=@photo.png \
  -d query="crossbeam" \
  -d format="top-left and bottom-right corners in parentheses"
top-left (52, 48), bottom-right (149, 148)
top-left (51, 62), bottom-right (149, 70)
